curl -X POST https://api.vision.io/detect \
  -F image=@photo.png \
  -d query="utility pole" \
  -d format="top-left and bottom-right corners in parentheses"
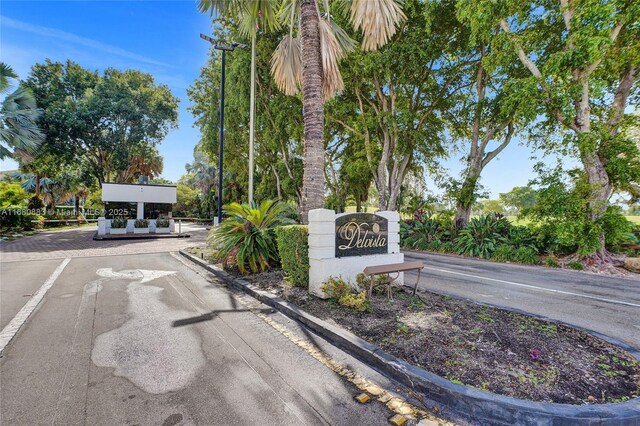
top-left (200, 34), bottom-right (246, 225)
top-left (248, 36), bottom-right (256, 204)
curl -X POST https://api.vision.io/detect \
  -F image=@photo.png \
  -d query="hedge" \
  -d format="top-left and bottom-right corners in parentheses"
top-left (274, 225), bottom-right (309, 288)
top-left (0, 207), bottom-right (45, 231)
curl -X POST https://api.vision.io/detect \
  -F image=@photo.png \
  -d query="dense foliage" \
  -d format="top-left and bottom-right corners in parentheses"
top-left (209, 200), bottom-right (295, 274)
top-left (274, 225), bottom-right (309, 287)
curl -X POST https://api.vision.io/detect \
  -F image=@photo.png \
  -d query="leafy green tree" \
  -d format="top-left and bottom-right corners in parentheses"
top-left (480, 199), bottom-right (506, 215)
top-left (24, 61), bottom-right (179, 186)
top-left (459, 0), bottom-right (640, 261)
top-left (328, 0), bottom-right (459, 211)
top-left (0, 63), bottom-right (43, 159)
top-left (499, 186), bottom-right (537, 214)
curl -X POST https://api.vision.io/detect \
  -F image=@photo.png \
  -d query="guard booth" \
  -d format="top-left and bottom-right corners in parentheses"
top-left (97, 181), bottom-right (177, 235)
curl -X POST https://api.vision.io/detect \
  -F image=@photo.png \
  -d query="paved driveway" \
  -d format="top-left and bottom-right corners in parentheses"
top-left (1, 252), bottom-right (402, 426)
top-left (0, 224), bottom-right (208, 262)
top-left (404, 250), bottom-right (640, 349)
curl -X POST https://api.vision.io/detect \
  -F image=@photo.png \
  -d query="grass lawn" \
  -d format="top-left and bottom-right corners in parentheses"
top-left (626, 216), bottom-right (640, 225)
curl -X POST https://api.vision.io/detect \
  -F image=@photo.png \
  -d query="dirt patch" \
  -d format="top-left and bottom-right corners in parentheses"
top-left (242, 269), bottom-right (640, 405)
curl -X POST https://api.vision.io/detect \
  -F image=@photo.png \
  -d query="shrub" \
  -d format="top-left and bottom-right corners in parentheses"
top-left (274, 225), bottom-right (309, 287)
top-left (209, 200), bottom-right (294, 274)
top-left (567, 261), bottom-right (584, 270)
top-left (111, 217), bottom-right (128, 228)
top-left (322, 276), bottom-right (370, 312)
top-left (454, 214), bottom-right (506, 258)
top-left (512, 247), bottom-right (540, 264)
top-left (506, 226), bottom-right (537, 249)
top-left (0, 182), bottom-right (28, 208)
top-left (400, 215), bottom-right (442, 249)
top-left (338, 292), bottom-right (370, 312)
top-left (0, 207), bottom-right (44, 231)
top-left (27, 195), bottom-right (44, 210)
top-left (491, 244), bottom-right (515, 262)
top-left (134, 219), bottom-right (149, 228)
top-left (545, 257), bottom-right (560, 268)
top-left (156, 218), bottom-right (170, 228)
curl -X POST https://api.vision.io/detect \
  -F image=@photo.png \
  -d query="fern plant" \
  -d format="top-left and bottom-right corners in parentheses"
top-left (208, 200), bottom-right (295, 274)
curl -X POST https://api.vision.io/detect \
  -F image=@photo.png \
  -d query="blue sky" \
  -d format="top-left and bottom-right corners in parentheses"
top-left (0, 0), bottom-right (556, 198)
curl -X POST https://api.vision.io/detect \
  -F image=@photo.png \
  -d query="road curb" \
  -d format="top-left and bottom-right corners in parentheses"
top-left (179, 249), bottom-right (640, 426)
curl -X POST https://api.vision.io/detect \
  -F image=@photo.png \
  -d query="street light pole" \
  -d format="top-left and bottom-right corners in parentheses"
top-left (199, 34), bottom-right (246, 225)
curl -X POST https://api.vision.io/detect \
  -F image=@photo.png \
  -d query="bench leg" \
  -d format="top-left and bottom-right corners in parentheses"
top-left (413, 269), bottom-right (421, 296)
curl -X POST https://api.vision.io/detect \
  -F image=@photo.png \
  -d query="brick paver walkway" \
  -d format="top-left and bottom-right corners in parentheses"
top-left (0, 224), bottom-right (208, 262)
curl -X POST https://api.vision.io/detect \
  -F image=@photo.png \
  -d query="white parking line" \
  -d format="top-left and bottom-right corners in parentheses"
top-left (0, 258), bottom-right (71, 353)
top-left (418, 265), bottom-right (640, 309)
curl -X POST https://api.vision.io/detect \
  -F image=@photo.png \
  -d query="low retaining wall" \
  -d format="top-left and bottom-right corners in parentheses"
top-left (179, 249), bottom-right (640, 426)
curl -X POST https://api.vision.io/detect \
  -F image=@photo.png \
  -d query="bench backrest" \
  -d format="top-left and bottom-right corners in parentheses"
top-left (363, 261), bottom-right (424, 276)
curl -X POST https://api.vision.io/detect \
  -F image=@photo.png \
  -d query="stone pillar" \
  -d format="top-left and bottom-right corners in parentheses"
top-left (137, 202), bottom-right (144, 220)
top-left (308, 209), bottom-right (337, 298)
top-left (98, 217), bottom-right (106, 235)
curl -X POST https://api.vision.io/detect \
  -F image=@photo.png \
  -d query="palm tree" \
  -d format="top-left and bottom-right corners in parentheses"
top-left (0, 63), bottom-right (44, 159)
top-left (198, 0), bottom-right (405, 223)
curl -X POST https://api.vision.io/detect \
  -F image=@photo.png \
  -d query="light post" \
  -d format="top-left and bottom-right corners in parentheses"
top-left (200, 34), bottom-right (246, 225)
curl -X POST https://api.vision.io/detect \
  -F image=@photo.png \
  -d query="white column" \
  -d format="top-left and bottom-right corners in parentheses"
top-left (308, 209), bottom-right (336, 299)
top-left (98, 217), bottom-right (106, 235)
top-left (137, 202), bottom-right (144, 220)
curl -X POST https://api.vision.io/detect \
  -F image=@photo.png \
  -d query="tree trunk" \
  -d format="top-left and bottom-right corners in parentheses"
top-left (454, 169), bottom-right (480, 228)
top-left (356, 197), bottom-right (361, 213)
top-left (580, 148), bottom-right (613, 259)
top-left (299, 0), bottom-right (325, 224)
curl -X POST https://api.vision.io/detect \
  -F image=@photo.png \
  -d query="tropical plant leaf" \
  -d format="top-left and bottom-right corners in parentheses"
top-left (350, 0), bottom-right (406, 51)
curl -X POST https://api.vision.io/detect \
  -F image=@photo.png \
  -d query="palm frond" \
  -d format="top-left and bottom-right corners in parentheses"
top-left (271, 35), bottom-right (302, 96)
top-left (318, 17), bottom-right (346, 100)
top-left (350, 0), bottom-right (406, 51)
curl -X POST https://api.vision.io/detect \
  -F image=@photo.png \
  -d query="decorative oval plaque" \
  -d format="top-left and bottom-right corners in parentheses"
top-left (335, 213), bottom-right (388, 258)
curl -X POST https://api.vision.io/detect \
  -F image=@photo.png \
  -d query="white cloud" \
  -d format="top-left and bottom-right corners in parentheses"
top-left (0, 15), bottom-right (173, 68)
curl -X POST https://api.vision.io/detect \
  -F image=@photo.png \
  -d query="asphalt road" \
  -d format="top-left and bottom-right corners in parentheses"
top-left (1, 252), bottom-right (399, 426)
top-left (404, 250), bottom-right (640, 349)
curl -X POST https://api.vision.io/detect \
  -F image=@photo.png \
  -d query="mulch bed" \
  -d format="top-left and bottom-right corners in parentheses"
top-left (240, 269), bottom-right (640, 405)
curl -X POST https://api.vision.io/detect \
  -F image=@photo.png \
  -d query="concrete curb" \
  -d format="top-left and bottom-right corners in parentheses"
top-left (179, 249), bottom-right (640, 426)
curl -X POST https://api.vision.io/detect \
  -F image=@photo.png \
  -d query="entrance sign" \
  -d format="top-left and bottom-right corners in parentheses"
top-left (308, 209), bottom-right (403, 299)
top-left (335, 214), bottom-right (388, 257)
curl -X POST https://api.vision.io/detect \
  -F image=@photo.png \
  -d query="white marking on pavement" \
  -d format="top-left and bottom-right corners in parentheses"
top-left (0, 258), bottom-right (71, 353)
top-left (419, 265), bottom-right (640, 308)
top-left (91, 268), bottom-right (207, 394)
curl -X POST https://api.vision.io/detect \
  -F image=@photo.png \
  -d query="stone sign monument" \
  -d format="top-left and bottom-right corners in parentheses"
top-left (308, 209), bottom-right (404, 298)
top-left (335, 213), bottom-right (388, 257)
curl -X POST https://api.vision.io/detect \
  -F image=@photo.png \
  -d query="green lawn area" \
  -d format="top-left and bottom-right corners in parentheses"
top-left (626, 216), bottom-right (640, 225)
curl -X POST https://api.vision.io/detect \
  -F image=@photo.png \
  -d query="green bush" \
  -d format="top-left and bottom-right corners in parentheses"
top-left (545, 257), bottom-right (560, 267)
top-left (274, 225), bottom-right (309, 287)
top-left (156, 218), bottom-right (170, 228)
top-left (0, 182), bottom-right (28, 208)
top-left (512, 246), bottom-right (540, 264)
top-left (439, 242), bottom-right (456, 253)
top-left (454, 214), bottom-right (506, 258)
top-left (111, 217), bottom-right (128, 228)
top-left (567, 261), bottom-right (584, 270)
top-left (134, 219), bottom-right (149, 228)
top-left (400, 215), bottom-right (442, 249)
top-left (209, 200), bottom-right (294, 274)
top-left (322, 276), bottom-right (370, 312)
top-left (0, 207), bottom-right (44, 231)
top-left (491, 244), bottom-right (515, 262)
top-left (338, 292), bottom-right (370, 312)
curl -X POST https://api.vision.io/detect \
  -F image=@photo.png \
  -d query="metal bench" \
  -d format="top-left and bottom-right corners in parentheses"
top-left (362, 261), bottom-right (424, 300)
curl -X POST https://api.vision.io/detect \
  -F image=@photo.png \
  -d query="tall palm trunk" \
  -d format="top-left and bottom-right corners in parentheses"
top-left (299, 0), bottom-right (325, 224)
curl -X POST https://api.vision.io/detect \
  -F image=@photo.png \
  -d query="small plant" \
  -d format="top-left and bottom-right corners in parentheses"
top-left (545, 257), bottom-right (559, 268)
top-left (477, 310), bottom-right (495, 323)
top-left (321, 276), bottom-right (354, 299)
top-left (512, 246), bottom-right (540, 264)
top-left (491, 244), bottom-right (515, 262)
top-left (111, 217), bottom-right (127, 228)
top-left (567, 261), bottom-right (584, 270)
top-left (156, 218), bottom-right (170, 228)
top-left (338, 292), bottom-right (370, 312)
top-left (134, 219), bottom-right (149, 228)
top-left (438, 242), bottom-right (456, 253)
top-left (453, 214), bottom-right (506, 259)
